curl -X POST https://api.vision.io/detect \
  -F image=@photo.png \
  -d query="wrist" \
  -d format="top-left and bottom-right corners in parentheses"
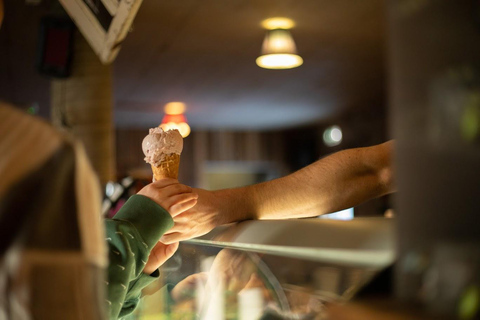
top-left (213, 187), bottom-right (256, 225)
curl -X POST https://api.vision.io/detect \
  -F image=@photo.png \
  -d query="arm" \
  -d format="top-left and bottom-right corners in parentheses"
top-left (106, 180), bottom-right (197, 319)
top-left (240, 139), bottom-right (394, 220)
top-left (161, 141), bottom-right (394, 244)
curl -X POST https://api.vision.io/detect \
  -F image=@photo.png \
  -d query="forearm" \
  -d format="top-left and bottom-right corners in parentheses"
top-left (218, 141), bottom-right (394, 221)
top-left (161, 141), bottom-right (395, 243)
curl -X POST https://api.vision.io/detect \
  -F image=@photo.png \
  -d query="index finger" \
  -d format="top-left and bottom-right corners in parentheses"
top-left (150, 178), bottom-right (179, 188)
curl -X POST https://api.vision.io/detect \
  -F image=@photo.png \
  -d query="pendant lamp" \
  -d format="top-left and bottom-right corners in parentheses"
top-left (256, 17), bottom-right (303, 69)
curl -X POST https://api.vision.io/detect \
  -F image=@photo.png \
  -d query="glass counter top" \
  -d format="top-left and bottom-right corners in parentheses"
top-left (134, 218), bottom-right (395, 320)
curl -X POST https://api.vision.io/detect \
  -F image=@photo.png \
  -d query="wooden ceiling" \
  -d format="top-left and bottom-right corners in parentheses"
top-left (0, 0), bottom-right (386, 130)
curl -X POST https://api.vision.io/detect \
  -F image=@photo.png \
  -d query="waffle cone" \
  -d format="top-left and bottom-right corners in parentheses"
top-left (151, 153), bottom-right (180, 180)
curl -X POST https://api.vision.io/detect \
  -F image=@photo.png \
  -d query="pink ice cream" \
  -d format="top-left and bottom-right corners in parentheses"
top-left (142, 127), bottom-right (183, 167)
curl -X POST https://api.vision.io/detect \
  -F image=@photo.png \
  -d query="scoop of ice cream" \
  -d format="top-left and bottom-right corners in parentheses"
top-left (142, 127), bottom-right (183, 166)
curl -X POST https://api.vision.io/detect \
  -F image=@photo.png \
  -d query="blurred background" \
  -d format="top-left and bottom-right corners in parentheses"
top-left (0, 0), bottom-right (390, 217)
top-left (2, 1), bottom-right (480, 318)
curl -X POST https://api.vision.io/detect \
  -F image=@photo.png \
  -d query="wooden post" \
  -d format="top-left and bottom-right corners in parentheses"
top-left (51, 31), bottom-right (116, 185)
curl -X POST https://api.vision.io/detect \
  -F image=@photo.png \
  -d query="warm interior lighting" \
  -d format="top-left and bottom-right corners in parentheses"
top-left (160, 103), bottom-right (191, 137)
top-left (256, 21), bottom-right (303, 70)
top-left (161, 114), bottom-right (186, 124)
top-left (164, 102), bottom-right (186, 115)
top-left (160, 121), bottom-right (191, 138)
top-left (261, 17), bottom-right (295, 30)
top-left (256, 54), bottom-right (303, 69)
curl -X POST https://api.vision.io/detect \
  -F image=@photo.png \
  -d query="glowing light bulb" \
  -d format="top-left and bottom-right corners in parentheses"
top-left (160, 121), bottom-right (191, 138)
top-left (164, 102), bottom-right (186, 115)
top-left (160, 102), bottom-right (191, 137)
top-left (256, 54), bottom-right (303, 69)
top-left (323, 125), bottom-right (343, 147)
top-left (261, 17), bottom-right (295, 30)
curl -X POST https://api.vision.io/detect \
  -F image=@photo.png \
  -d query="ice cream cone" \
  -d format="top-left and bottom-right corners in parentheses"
top-left (151, 153), bottom-right (180, 180)
top-left (142, 127), bottom-right (183, 181)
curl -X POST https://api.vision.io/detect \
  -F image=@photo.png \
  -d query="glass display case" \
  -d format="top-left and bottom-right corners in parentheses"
top-left (133, 217), bottom-right (395, 320)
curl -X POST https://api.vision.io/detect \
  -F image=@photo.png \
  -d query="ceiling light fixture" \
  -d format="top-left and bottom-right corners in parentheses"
top-left (160, 102), bottom-right (191, 137)
top-left (256, 17), bottom-right (303, 70)
top-left (323, 125), bottom-right (343, 147)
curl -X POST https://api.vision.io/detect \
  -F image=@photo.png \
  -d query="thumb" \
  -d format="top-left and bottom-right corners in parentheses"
top-left (144, 241), bottom-right (179, 274)
top-left (155, 241), bottom-right (179, 265)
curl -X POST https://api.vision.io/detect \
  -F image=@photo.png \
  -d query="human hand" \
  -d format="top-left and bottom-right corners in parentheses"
top-left (160, 188), bottom-right (225, 244)
top-left (137, 179), bottom-right (198, 217)
top-left (208, 249), bottom-right (257, 292)
top-left (137, 179), bottom-right (197, 274)
top-left (170, 272), bottom-right (208, 303)
top-left (143, 241), bottom-right (179, 274)
top-left (239, 273), bottom-right (273, 303)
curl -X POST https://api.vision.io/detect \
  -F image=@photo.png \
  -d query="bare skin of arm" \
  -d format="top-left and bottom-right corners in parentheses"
top-left (161, 140), bottom-right (395, 244)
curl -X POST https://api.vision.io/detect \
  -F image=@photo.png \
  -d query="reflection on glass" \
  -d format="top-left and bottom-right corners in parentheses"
top-left (133, 244), bottom-right (381, 320)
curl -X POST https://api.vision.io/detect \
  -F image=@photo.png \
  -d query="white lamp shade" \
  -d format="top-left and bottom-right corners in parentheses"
top-left (256, 29), bottom-right (303, 69)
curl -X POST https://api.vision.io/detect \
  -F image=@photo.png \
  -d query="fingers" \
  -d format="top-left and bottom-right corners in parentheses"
top-left (139, 179), bottom-right (192, 196)
top-left (162, 241), bottom-right (179, 262)
top-left (151, 241), bottom-right (179, 267)
top-left (143, 241), bottom-right (179, 274)
top-left (156, 183), bottom-right (198, 216)
top-left (138, 179), bottom-right (198, 216)
top-left (160, 183), bottom-right (194, 198)
top-left (163, 193), bottom-right (198, 217)
top-left (169, 198), bottom-right (198, 217)
top-left (163, 220), bottom-right (189, 234)
top-left (150, 178), bottom-right (179, 188)
top-left (161, 215), bottom-right (214, 243)
top-left (161, 220), bottom-right (194, 241)
top-left (161, 224), bottom-right (210, 244)
top-left (161, 231), bottom-right (186, 244)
